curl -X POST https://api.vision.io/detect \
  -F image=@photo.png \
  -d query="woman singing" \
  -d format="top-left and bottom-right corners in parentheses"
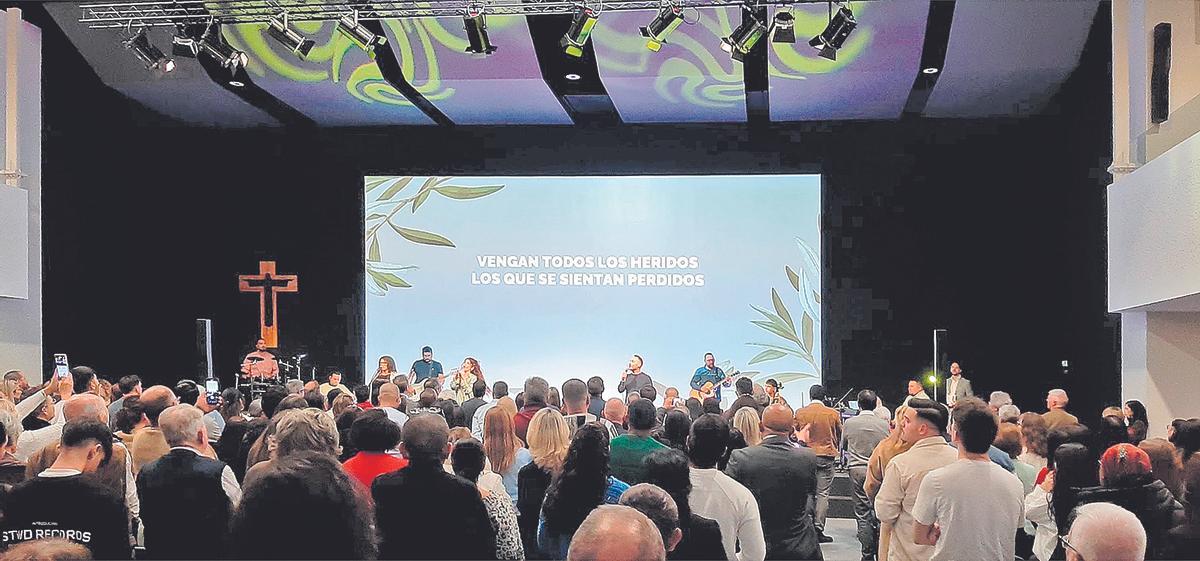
top-left (450, 357), bottom-right (486, 404)
top-left (374, 356), bottom-right (398, 384)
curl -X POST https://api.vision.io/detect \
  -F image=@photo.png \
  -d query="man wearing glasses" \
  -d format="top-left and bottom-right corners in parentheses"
top-left (1061, 502), bottom-right (1147, 561)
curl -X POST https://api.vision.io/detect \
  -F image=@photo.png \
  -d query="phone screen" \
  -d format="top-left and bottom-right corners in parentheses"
top-left (53, 354), bottom-right (69, 379)
top-left (205, 379), bottom-right (220, 405)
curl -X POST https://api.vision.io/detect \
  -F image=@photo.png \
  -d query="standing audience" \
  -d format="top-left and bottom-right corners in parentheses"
top-left (538, 423), bottom-right (630, 559)
top-left (484, 405), bottom-right (532, 503)
top-left (609, 399), bottom-right (668, 485)
top-left (373, 413), bottom-right (496, 560)
top-left (911, 398), bottom-right (1024, 561)
top-left (452, 438), bottom-right (526, 560)
top-left (725, 403), bottom-right (822, 560)
top-left (1042, 389), bottom-right (1078, 430)
top-left (794, 384), bottom-right (841, 543)
top-left (229, 451), bottom-right (375, 559)
top-left (619, 483), bottom-right (684, 554)
top-left (566, 505), bottom-right (666, 561)
top-left (1065, 502), bottom-right (1147, 561)
top-left (643, 448), bottom-right (727, 560)
top-left (687, 414), bottom-right (765, 561)
top-left (841, 389), bottom-right (890, 560)
top-left (874, 398), bottom-right (956, 561)
top-left (341, 408), bottom-right (407, 492)
top-left (1073, 443), bottom-right (1183, 559)
top-left (518, 407), bottom-right (571, 559)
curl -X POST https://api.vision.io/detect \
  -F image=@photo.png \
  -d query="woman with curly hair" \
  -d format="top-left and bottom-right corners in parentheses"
top-left (537, 423), bottom-right (629, 559)
top-left (449, 357), bottom-right (485, 404)
top-left (1018, 412), bottom-right (1049, 471)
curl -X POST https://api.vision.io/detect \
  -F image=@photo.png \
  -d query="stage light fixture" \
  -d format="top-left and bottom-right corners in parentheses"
top-left (771, 11), bottom-right (795, 43)
top-left (640, 2), bottom-right (684, 52)
top-left (337, 12), bottom-right (387, 58)
top-left (268, 13), bottom-right (315, 58)
top-left (808, 2), bottom-right (856, 61)
top-left (124, 28), bottom-right (175, 73)
top-left (463, 7), bottom-right (498, 55)
top-left (560, 5), bottom-right (599, 58)
top-left (199, 33), bottom-right (248, 72)
top-left (721, 13), bottom-right (767, 63)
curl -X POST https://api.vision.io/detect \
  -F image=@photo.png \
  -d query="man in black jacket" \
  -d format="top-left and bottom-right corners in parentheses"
top-left (725, 403), bottom-right (823, 560)
top-left (373, 413), bottom-right (496, 559)
top-left (2, 421), bottom-right (131, 560)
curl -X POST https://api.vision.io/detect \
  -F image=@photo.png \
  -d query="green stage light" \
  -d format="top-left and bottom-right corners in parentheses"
top-left (927, 374), bottom-right (937, 384)
top-left (640, 3), bottom-right (684, 52)
top-left (561, 5), bottom-right (599, 58)
top-left (721, 14), bottom-right (767, 63)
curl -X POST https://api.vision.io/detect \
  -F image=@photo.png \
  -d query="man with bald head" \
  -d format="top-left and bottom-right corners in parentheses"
top-left (603, 397), bottom-right (628, 435)
top-left (725, 403), bottom-right (822, 560)
top-left (372, 413), bottom-right (495, 559)
top-left (375, 382), bottom-right (410, 429)
top-left (1065, 502), bottom-right (1147, 561)
top-left (568, 504), bottom-right (666, 561)
top-left (131, 385), bottom-right (177, 472)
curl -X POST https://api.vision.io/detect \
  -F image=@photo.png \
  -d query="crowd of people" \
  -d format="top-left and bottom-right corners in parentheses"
top-left (0, 362), bottom-right (1193, 561)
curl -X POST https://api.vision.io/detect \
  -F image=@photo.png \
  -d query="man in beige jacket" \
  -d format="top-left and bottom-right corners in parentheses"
top-left (874, 398), bottom-right (956, 561)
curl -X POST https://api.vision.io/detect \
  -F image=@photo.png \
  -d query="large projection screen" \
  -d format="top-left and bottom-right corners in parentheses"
top-left (365, 175), bottom-right (821, 406)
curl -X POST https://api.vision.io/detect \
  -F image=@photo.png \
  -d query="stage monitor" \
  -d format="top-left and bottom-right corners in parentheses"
top-left (364, 175), bottom-right (821, 406)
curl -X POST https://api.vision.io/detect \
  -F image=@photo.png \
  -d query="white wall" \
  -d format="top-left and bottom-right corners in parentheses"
top-left (1122, 312), bottom-right (1200, 439)
top-left (0, 9), bottom-right (42, 379)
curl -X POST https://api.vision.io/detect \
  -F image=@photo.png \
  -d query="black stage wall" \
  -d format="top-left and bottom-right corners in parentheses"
top-left (29, 4), bottom-right (1118, 421)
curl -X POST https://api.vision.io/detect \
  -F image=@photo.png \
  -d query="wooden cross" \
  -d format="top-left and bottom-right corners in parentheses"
top-left (238, 261), bottom-right (298, 348)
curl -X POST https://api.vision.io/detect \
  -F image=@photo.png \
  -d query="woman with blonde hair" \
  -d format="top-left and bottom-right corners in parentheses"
top-left (517, 407), bottom-right (570, 559)
top-left (450, 357), bottom-right (486, 404)
top-left (732, 407), bottom-right (763, 447)
top-left (329, 393), bottom-right (355, 419)
top-left (484, 406), bottom-right (532, 503)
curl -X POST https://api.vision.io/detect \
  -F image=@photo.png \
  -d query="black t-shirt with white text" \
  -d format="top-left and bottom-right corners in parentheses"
top-left (2, 474), bottom-right (131, 560)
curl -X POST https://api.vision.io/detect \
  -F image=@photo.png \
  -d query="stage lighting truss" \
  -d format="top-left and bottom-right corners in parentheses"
top-left (268, 12), bottom-right (316, 58)
top-left (560, 4), bottom-right (599, 58)
top-left (123, 26), bottom-right (175, 72)
top-left (337, 11), bottom-right (388, 57)
top-left (808, 1), bottom-right (855, 60)
top-left (639, 1), bottom-right (684, 52)
top-left (79, 1), bottom-right (856, 28)
top-left (720, 7), bottom-right (766, 62)
top-left (463, 3), bottom-right (498, 55)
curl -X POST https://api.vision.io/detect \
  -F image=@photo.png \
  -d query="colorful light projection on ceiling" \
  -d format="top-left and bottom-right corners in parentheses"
top-left (592, 7), bottom-right (748, 123)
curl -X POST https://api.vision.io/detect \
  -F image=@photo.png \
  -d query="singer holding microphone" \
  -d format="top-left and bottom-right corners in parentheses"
top-left (616, 354), bottom-right (654, 399)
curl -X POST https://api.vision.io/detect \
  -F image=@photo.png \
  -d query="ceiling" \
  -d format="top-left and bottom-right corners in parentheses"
top-left (43, 0), bottom-right (1102, 127)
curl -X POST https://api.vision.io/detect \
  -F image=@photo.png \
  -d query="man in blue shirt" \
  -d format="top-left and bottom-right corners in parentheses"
top-left (690, 353), bottom-right (732, 401)
top-left (409, 346), bottom-right (444, 389)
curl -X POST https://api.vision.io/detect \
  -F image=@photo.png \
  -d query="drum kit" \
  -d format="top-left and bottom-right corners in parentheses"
top-left (237, 352), bottom-right (315, 399)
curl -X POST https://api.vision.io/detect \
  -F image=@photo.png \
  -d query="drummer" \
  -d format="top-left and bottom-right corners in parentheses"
top-left (241, 338), bottom-right (279, 379)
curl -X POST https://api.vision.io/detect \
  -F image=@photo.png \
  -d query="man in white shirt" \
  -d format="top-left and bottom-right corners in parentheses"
top-left (687, 414), bottom-right (766, 561)
top-left (376, 383), bottom-right (410, 430)
top-left (912, 398), bottom-right (1024, 561)
top-left (901, 380), bottom-right (931, 408)
top-left (874, 398), bottom-right (956, 561)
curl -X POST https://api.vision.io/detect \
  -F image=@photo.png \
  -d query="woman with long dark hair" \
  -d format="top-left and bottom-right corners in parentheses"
top-left (644, 448), bottom-right (726, 560)
top-left (374, 355), bottom-right (398, 384)
top-left (1125, 399), bottom-right (1149, 445)
top-left (1023, 443), bottom-right (1097, 561)
top-left (537, 423), bottom-right (629, 559)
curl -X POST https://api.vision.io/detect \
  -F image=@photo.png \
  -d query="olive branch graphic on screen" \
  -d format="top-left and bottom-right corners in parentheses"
top-left (746, 238), bottom-right (821, 384)
top-left (365, 176), bottom-right (505, 295)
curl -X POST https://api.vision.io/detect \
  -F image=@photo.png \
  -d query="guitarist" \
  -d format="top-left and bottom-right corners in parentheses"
top-left (690, 353), bottom-right (732, 401)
